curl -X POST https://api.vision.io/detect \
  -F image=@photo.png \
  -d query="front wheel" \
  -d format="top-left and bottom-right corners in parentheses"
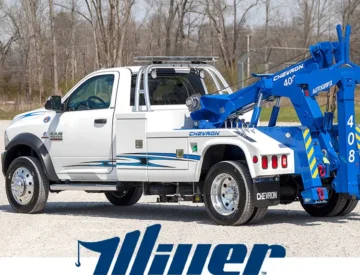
top-left (5, 156), bottom-right (49, 213)
top-left (105, 186), bottom-right (143, 206)
top-left (203, 161), bottom-right (255, 226)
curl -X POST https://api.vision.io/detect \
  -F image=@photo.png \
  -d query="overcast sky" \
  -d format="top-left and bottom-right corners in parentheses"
top-left (131, 0), bottom-right (296, 28)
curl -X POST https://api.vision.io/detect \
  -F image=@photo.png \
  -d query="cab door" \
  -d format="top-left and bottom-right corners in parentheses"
top-left (47, 72), bottom-right (119, 178)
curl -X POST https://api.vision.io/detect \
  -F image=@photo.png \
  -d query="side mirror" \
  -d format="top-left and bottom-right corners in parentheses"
top-left (45, 95), bottom-right (63, 112)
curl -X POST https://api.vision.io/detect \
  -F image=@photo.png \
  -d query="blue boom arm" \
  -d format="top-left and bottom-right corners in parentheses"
top-left (190, 24), bottom-right (360, 201)
top-left (191, 39), bottom-right (336, 129)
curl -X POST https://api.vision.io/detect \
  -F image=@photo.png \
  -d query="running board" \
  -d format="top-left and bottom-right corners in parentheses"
top-left (50, 184), bottom-right (117, 191)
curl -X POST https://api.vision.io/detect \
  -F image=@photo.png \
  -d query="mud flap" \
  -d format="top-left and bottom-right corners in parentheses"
top-left (253, 180), bottom-right (280, 207)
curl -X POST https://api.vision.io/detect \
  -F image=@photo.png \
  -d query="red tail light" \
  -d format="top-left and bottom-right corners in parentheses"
top-left (272, 155), bottom-right (278, 169)
top-left (253, 156), bottom-right (258, 163)
top-left (281, 155), bottom-right (288, 168)
top-left (262, 156), bottom-right (268, 169)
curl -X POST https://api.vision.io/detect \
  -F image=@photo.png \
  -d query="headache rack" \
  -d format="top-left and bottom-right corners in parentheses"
top-left (132, 56), bottom-right (231, 112)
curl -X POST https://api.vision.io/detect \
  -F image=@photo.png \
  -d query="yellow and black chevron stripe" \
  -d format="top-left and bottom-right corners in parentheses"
top-left (356, 126), bottom-right (360, 151)
top-left (303, 129), bottom-right (319, 178)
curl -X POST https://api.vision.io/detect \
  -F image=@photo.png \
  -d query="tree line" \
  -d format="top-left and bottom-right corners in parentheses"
top-left (0, 0), bottom-right (359, 105)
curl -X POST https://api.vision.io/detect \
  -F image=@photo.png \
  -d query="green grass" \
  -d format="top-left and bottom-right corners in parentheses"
top-left (260, 106), bottom-right (360, 123)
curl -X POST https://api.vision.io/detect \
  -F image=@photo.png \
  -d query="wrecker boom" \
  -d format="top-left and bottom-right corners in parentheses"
top-left (190, 24), bottom-right (360, 203)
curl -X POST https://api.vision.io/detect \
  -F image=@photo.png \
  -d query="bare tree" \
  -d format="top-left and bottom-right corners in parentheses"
top-left (264, 0), bottom-right (271, 73)
top-left (174, 0), bottom-right (190, 55)
top-left (49, 0), bottom-right (59, 95)
top-left (83, 0), bottom-right (135, 67)
top-left (1, 0), bottom-right (359, 108)
top-left (205, 0), bottom-right (258, 73)
top-left (71, 0), bottom-right (77, 83)
top-left (117, 0), bottom-right (136, 66)
top-left (27, 1), bottom-right (45, 102)
top-left (339, 0), bottom-right (360, 31)
top-left (165, 0), bottom-right (178, 55)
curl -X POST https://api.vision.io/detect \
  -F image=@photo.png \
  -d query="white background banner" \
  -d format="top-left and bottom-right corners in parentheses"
top-left (0, 257), bottom-right (358, 275)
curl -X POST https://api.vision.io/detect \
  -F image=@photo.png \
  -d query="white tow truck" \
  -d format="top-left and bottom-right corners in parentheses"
top-left (2, 57), bottom-right (294, 225)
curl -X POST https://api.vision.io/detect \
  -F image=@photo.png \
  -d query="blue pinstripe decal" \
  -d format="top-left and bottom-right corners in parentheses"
top-left (65, 152), bottom-right (201, 169)
top-left (13, 111), bottom-right (45, 121)
top-left (117, 152), bottom-right (201, 161)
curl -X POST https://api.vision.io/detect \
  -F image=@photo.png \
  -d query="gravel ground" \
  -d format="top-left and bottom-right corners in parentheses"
top-left (0, 120), bottom-right (359, 258)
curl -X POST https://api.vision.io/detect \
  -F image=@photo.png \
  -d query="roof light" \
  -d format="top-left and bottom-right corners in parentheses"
top-left (150, 69), bottom-right (157, 79)
top-left (133, 56), bottom-right (218, 64)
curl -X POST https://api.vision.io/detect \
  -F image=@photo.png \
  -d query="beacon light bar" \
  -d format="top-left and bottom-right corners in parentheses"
top-left (134, 56), bottom-right (218, 64)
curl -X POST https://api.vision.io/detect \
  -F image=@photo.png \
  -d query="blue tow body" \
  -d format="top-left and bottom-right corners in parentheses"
top-left (190, 24), bottom-right (360, 203)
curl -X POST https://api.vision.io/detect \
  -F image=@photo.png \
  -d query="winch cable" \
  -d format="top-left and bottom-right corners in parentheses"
top-left (209, 50), bottom-right (310, 95)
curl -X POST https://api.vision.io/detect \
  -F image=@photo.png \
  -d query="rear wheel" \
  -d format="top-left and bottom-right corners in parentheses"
top-left (338, 199), bottom-right (358, 216)
top-left (301, 189), bottom-right (347, 217)
top-left (203, 161), bottom-right (255, 226)
top-left (5, 156), bottom-right (49, 213)
top-left (105, 186), bottom-right (143, 206)
top-left (246, 207), bottom-right (268, 224)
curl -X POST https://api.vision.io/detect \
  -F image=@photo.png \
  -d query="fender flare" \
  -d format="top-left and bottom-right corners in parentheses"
top-left (194, 139), bottom-right (255, 181)
top-left (4, 133), bottom-right (59, 182)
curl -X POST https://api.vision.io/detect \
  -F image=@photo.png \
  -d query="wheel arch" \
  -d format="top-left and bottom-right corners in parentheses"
top-left (195, 140), bottom-right (255, 183)
top-left (4, 133), bottom-right (59, 182)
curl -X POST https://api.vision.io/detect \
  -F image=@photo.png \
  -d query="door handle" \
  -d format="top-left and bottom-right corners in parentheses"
top-left (94, 119), bottom-right (107, 124)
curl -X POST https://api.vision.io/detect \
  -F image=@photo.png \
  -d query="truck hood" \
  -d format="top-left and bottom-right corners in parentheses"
top-left (11, 108), bottom-right (47, 124)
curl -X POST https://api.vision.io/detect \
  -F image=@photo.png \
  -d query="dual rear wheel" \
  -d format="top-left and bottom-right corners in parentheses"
top-left (203, 161), bottom-right (358, 226)
top-left (300, 190), bottom-right (358, 217)
top-left (203, 161), bottom-right (267, 226)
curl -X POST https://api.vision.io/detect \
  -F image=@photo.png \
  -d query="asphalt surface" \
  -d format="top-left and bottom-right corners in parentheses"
top-left (0, 120), bottom-right (359, 257)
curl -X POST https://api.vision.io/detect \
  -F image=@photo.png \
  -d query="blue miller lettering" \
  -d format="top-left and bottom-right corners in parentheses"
top-left (76, 224), bottom-right (286, 275)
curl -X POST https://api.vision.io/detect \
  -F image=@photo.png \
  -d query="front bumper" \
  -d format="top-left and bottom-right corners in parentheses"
top-left (1, 151), bottom-right (7, 176)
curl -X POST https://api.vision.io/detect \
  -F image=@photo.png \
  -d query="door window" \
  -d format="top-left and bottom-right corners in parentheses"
top-left (67, 74), bottom-right (115, 111)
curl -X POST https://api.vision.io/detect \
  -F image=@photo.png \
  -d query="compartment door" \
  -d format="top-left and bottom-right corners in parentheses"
top-left (116, 117), bottom-right (148, 182)
top-left (147, 137), bottom-right (190, 182)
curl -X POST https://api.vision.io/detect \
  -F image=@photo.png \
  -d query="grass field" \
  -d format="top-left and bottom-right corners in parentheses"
top-left (0, 111), bottom-right (24, 120)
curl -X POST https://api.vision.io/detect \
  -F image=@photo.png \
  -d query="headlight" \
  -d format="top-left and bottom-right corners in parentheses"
top-left (4, 131), bottom-right (9, 148)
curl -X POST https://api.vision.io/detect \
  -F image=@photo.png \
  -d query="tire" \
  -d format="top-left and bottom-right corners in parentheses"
top-left (105, 186), bottom-right (143, 206)
top-left (5, 156), bottom-right (49, 213)
top-left (338, 199), bottom-right (358, 216)
top-left (203, 161), bottom-right (254, 226)
top-left (246, 207), bottom-right (268, 224)
top-left (301, 190), bottom-right (347, 217)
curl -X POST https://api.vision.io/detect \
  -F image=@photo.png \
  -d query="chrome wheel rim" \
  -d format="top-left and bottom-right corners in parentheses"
top-left (210, 173), bottom-right (239, 216)
top-left (11, 167), bottom-right (34, 205)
